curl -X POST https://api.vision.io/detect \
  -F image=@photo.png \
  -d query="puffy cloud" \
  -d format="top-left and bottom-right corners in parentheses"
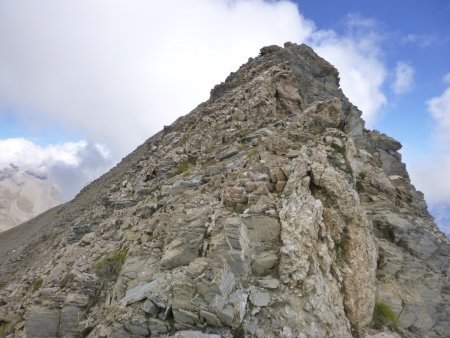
top-left (392, 62), bottom-right (415, 95)
top-left (0, 138), bottom-right (112, 198)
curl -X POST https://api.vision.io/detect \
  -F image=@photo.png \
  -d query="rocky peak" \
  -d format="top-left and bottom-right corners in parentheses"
top-left (0, 43), bottom-right (448, 338)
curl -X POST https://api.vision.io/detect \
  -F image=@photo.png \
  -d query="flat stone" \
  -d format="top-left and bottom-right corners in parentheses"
top-left (121, 283), bottom-right (154, 306)
top-left (173, 308), bottom-right (198, 325)
top-left (59, 305), bottom-right (83, 337)
top-left (257, 277), bottom-right (280, 289)
top-left (249, 291), bottom-right (270, 307)
top-left (24, 306), bottom-right (60, 338)
top-left (242, 216), bottom-right (280, 243)
top-left (121, 275), bottom-right (166, 306)
top-left (142, 299), bottom-right (160, 316)
top-left (216, 146), bottom-right (239, 161)
top-left (161, 238), bottom-right (200, 269)
top-left (171, 331), bottom-right (221, 338)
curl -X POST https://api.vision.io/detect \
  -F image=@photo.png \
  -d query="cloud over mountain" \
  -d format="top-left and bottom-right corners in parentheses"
top-left (0, 0), bottom-right (390, 197)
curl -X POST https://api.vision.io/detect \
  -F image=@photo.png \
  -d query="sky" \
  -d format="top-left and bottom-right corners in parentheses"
top-left (0, 0), bottom-right (449, 224)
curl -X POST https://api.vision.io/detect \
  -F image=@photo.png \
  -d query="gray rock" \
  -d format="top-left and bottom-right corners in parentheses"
top-left (252, 252), bottom-right (278, 275)
top-left (24, 306), bottom-right (60, 338)
top-left (148, 318), bottom-right (169, 335)
top-left (216, 146), bottom-right (239, 161)
top-left (249, 291), bottom-right (270, 307)
top-left (142, 299), bottom-right (160, 316)
top-left (257, 277), bottom-right (280, 289)
top-left (121, 275), bottom-right (167, 306)
top-left (171, 331), bottom-right (221, 338)
top-left (173, 308), bottom-right (198, 325)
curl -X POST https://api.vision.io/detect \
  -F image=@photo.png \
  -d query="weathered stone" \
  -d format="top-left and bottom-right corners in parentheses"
top-left (148, 318), bottom-right (169, 335)
top-left (216, 146), bottom-right (239, 161)
top-left (24, 306), bottom-right (60, 338)
top-left (242, 215), bottom-right (280, 243)
top-left (142, 299), bottom-right (160, 316)
top-left (224, 187), bottom-right (248, 207)
top-left (249, 291), bottom-right (270, 307)
top-left (121, 283), bottom-right (154, 306)
top-left (126, 316), bottom-right (149, 337)
top-left (251, 252), bottom-right (278, 275)
top-left (171, 331), bottom-right (221, 338)
top-left (257, 277), bottom-right (280, 289)
top-left (121, 275), bottom-right (166, 306)
top-left (199, 309), bottom-right (222, 326)
top-left (161, 237), bottom-right (202, 269)
top-left (173, 308), bottom-right (198, 326)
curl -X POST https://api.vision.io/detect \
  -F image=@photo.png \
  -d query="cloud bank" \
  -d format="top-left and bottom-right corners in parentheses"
top-left (0, 0), bottom-right (391, 197)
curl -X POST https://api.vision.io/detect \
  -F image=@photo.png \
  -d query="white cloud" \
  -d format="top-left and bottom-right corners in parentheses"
top-left (0, 0), bottom-right (312, 158)
top-left (402, 33), bottom-right (440, 47)
top-left (427, 87), bottom-right (450, 145)
top-left (0, 1), bottom-right (389, 154)
top-left (310, 28), bottom-right (387, 126)
top-left (411, 75), bottom-right (450, 205)
top-left (411, 153), bottom-right (450, 204)
top-left (0, 1), bottom-right (392, 197)
top-left (392, 61), bottom-right (415, 95)
top-left (0, 138), bottom-right (112, 198)
top-left (444, 72), bottom-right (450, 84)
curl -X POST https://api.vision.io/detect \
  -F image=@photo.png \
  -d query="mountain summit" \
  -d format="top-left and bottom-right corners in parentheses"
top-left (0, 43), bottom-right (448, 338)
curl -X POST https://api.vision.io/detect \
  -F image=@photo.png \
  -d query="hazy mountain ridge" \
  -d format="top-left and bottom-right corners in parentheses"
top-left (0, 164), bottom-right (64, 232)
top-left (0, 43), bottom-right (448, 338)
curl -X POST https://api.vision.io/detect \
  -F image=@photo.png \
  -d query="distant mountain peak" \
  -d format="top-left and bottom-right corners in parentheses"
top-left (0, 163), bottom-right (64, 232)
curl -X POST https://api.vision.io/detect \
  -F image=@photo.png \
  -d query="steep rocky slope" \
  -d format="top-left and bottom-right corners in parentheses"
top-left (0, 165), bottom-right (64, 232)
top-left (0, 43), bottom-right (448, 338)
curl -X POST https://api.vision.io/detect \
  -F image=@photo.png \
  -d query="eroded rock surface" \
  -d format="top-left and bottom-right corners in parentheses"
top-left (0, 43), bottom-right (448, 338)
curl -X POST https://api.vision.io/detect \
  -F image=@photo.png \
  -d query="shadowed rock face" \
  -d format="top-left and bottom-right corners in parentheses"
top-left (0, 43), bottom-right (448, 338)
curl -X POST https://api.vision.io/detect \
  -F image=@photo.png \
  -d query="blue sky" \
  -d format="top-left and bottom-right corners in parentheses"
top-left (298, 0), bottom-right (450, 150)
top-left (0, 0), bottom-right (449, 218)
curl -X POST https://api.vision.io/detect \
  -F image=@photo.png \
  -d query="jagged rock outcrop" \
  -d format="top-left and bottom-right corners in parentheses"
top-left (0, 43), bottom-right (448, 338)
top-left (0, 165), bottom-right (64, 232)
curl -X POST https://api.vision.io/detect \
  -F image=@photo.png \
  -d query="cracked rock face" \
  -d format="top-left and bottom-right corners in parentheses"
top-left (0, 43), bottom-right (449, 338)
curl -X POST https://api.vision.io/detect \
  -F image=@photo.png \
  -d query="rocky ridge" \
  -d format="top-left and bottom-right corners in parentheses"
top-left (0, 43), bottom-right (448, 338)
